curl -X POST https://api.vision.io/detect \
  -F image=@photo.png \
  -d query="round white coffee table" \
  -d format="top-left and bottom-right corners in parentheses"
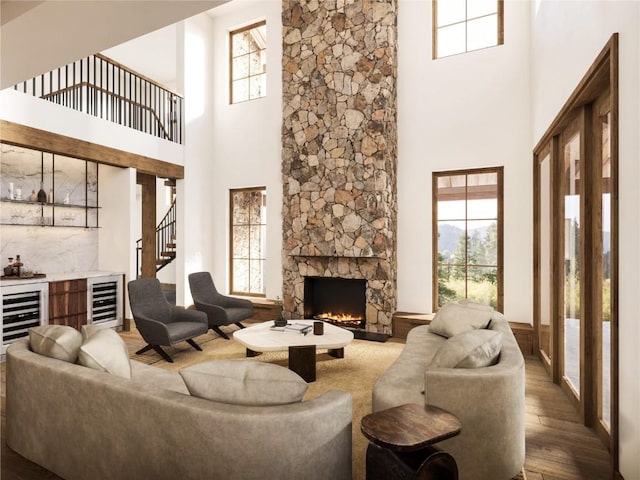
top-left (233, 320), bottom-right (354, 382)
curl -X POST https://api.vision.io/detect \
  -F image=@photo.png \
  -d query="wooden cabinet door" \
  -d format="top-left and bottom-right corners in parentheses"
top-left (49, 279), bottom-right (88, 330)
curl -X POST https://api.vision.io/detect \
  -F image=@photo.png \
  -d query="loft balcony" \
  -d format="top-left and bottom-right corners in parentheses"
top-left (12, 54), bottom-right (183, 145)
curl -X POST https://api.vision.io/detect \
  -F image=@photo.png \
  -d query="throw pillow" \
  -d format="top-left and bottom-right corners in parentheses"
top-left (457, 299), bottom-right (494, 311)
top-left (81, 323), bottom-right (107, 341)
top-left (429, 329), bottom-right (503, 369)
top-left (428, 302), bottom-right (493, 338)
top-left (29, 325), bottom-right (83, 363)
top-left (180, 360), bottom-right (309, 406)
top-left (78, 328), bottom-right (131, 379)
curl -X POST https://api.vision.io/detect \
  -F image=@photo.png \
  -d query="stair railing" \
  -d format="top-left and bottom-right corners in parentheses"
top-left (14, 53), bottom-right (183, 144)
top-left (136, 198), bottom-right (177, 276)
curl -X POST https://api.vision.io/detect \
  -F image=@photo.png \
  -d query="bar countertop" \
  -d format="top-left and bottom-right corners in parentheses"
top-left (1, 271), bottom-right (125, 287)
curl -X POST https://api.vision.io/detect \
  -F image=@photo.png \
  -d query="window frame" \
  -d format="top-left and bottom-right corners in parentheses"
top-left (229, 20), bottom-right (267, 105)
top-left (229, 186), bottom-right (267, 297)
top-left (432, 0), bottom-right (504, 60)
top-left (432, 166), bottom-right (504, 312)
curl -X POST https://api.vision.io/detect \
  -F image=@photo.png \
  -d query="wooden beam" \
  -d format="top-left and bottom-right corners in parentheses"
top-left (0, 120), bottom-right (184, 179)
top-left (137, 173), bottom-right (157, 279)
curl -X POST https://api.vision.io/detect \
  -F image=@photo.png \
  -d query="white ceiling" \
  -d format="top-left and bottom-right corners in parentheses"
top-left (0, 0), bottom-right (228, 89)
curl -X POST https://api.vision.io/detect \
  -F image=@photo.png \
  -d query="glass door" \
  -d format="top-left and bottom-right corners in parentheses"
top-left (534, 146), bottom-right (554, 375)
top-left (560, 116), bottom-right (583, 405)
top-left (593, 93), bottom-right (614, 445)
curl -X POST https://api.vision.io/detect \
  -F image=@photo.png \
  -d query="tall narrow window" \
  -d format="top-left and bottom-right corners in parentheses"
top-left (432, 0), bottom-right (504, 59)
top-left (230, 21), bottom-right (267, 104)
top-left (433, 168), bottom-right (503, 311)
top-left (230, 187), bottom-right (266, 296)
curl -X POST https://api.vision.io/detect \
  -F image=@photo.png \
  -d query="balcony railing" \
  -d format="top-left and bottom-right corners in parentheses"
top-left (14, 54), bottom-right (183, 144)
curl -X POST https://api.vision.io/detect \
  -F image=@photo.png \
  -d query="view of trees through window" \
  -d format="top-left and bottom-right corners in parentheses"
top-left (230, 21), bottom-right (267, 104)
top-left (230, 187), bottom-right (266, 296)
top-left (434, 169), bottom-right (503, 310)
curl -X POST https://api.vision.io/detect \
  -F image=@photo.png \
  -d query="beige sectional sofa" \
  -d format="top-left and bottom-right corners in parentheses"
top-left (6, 338), bottom-right (353, 480)
top-left (372, 305), bottom-right (525, 480)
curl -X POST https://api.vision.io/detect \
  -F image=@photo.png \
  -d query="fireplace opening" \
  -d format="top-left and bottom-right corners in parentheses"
top-left (304, 277), bottom-right (366, 329)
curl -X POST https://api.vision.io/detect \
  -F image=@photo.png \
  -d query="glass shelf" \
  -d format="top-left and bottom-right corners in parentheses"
top-left (1, 198), bottom-right (99, 209)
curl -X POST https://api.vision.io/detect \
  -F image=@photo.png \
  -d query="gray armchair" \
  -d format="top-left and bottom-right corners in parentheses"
top-left (188, 272), bottom-right (253, 339)
top-left (128, 278), bottom-right (208, 363)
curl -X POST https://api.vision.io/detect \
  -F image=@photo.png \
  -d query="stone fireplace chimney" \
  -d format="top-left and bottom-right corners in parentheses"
top-left (281, 0), bottom-right (398, 334)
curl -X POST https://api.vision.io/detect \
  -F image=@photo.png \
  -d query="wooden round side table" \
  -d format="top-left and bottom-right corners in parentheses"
top-left (360, 403), bottom-right (462, 480)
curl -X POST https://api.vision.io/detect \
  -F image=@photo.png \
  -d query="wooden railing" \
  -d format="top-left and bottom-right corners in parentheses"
top-left (14, 54), bottom-right (183, 144)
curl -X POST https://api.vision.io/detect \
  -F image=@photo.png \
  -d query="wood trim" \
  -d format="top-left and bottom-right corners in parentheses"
top-left (431, 0), bottom-right (438, 60)
top-left (549, 135), bottom-right (561, 383)
top-left (497, 0), bottom-right (505, 46)
top-left (0, 120), bottom-right (184, 179)
top-left (431, 173), bottom-right (438, 311)
top-left (609, 32), bottom-right (619, 474)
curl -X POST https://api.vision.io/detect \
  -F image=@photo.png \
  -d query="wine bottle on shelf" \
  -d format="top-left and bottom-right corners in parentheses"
top-left (30, 189), bottom-right (37, 201)
top-left (37, 182), bottom-right (47, 203)
top-left (48, 188), bottom-right (54, 204)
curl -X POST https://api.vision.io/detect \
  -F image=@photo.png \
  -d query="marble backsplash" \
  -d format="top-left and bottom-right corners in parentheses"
top-left (1, 226), bottom-right (98, 275)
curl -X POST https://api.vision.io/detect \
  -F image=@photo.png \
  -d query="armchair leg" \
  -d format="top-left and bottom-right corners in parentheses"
top-left (136, 344), bottom-right (154, 355)
top-left (211, 326), bottom-right (230, 340)
top-left (186, 338), bottom-right (203, 351)
top-left (235, 322), bottom-right (246, 329)
top-left (136, 344), bottom-right (174, 363)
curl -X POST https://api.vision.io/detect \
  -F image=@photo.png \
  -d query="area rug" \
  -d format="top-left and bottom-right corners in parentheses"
top-left (121, 328), bottom-right (526, 480)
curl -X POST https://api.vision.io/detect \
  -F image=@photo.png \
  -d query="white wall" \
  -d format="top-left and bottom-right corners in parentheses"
top-left (0, 0), bottom-right (226, 89)
top-left (396, 0), bottom-right (533, 323)
top-left (208, 1), bottom-right (283, 299)
top-left (0, 90), bottom-right (184, 166)
top-left (175, 16), bottom-right (216, 305)
top-left (98, 166), bottom-right (137, 317)
top-left (531, 2), bottom-right (640, 478)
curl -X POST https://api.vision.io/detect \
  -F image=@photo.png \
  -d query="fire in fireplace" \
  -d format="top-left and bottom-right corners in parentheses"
top-left (303, 277), bottom-right (366, 329)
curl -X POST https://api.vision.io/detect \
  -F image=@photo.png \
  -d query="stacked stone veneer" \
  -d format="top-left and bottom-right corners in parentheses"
top-left (281, 0), bottom-right (398, 333)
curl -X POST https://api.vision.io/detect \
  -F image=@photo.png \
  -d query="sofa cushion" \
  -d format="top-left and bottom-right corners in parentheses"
top-left (29, 325), bottom-right (83, 363)
top-left (428, 302), bottom-right (493, 338)
top-left (78, 328), bottom-right (131, 379)
top-left (429, 329), bottom-right (503, 368)
top-left (180, 360), bottom-right (308, 406)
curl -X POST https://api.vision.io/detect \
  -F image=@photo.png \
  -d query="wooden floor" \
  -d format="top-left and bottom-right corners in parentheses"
top-left (0, 343), bottom-right (612, 479)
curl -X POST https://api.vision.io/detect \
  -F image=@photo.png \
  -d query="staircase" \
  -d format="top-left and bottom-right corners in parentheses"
top-left (136, 197), bottom-right (177, 276)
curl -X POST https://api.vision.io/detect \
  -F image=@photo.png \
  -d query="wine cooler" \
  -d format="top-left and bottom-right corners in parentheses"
top-left (1, 282), bottom-right (49, 356)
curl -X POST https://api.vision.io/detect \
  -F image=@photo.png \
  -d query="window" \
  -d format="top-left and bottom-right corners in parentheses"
top-left (433, 168), bottom-right (503, 311)
top-left (432, 0), bottom-right (504, 59)
top-left (230, 187), bottom-right (266, 296)
top-left (230, 21), bottom-right (267, 104)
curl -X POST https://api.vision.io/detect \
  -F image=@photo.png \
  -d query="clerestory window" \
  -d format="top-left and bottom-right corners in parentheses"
top-left (433, 0), bottom-right (504, 59)
top-left (230, 21), bottom-right (267, 104)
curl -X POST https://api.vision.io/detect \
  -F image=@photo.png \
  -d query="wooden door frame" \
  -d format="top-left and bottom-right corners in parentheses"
top-left (532, 33), bottom-right (619, 473)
